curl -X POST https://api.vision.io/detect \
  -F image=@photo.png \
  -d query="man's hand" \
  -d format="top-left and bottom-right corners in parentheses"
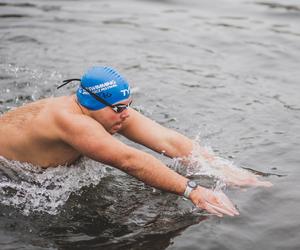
top-left (217, 165), bottom-right (273, 187)
top-left (193, 145), bottom-right (273, 188)
top-left (189, 186), bottom-right (240, 217)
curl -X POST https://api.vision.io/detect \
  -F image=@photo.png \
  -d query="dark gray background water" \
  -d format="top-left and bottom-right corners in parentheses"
top-left (1, 0), bottom-right (300, 249)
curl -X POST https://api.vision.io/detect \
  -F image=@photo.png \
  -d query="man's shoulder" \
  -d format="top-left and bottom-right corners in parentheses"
top-left (49, 96), bottom-right (83, 119)
top-left (53, 101), bottom-right (103, 137)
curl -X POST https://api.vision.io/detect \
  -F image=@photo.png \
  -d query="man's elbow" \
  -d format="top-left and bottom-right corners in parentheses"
top-left (100, 148), bottom-right (140, 174)
top-left (116, 149), bottom-right (152, 177)
top-left (167, 132), bottom-right (193, 158)
top-left (118, 150), bottom-right (141, 173)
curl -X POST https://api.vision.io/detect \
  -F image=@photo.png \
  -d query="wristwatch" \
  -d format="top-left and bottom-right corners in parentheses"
top-left (183, 180), bottom-right (198, 198)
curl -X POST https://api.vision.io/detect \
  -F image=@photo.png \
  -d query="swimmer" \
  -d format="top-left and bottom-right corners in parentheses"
top-left (0, 66), bottom-right (271, 217)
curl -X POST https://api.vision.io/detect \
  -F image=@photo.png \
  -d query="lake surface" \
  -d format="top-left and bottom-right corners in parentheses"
top-left (0, 0), bottom-right (300, 249)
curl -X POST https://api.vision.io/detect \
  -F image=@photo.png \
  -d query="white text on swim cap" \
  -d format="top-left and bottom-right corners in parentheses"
top-left (81, 80), bottom-right (118, 94)
top-left (120, 88), bottom-right (130, 97)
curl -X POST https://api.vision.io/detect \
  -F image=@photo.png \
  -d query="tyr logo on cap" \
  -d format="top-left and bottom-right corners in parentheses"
top-left (121, 87), bottom-right (130, 97)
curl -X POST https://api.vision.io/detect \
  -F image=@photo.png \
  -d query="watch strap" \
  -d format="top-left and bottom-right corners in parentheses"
top-left (184, 185), bottom-right (194, 198)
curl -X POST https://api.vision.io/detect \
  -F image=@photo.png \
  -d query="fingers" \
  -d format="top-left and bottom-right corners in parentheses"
top-left (220, 166), bottom-right (273, 188)
top-left (225, 175), bottom-right (273, 188)
top-left (213, 190), bottom-right (239, 216)
top-left (193, 192), bottom-right (224, 217)
top-left (206, 202), bottom-right (235, 217)
top-left (205, 191), bottom-right (239, 217)
top-left (195, 188), bottom-right (239, 217)
top-left (205, 203), bottom-right (224, 217)
top-left (254, 180), bottom-right (273, 187)
top-left (243, 174), bottom-right (273, 187)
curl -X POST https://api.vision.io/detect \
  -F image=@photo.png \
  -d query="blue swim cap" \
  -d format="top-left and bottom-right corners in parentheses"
top-left (76, 66), bottom-right (131, 110)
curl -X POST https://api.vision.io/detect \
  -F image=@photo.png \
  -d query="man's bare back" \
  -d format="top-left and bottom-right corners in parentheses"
top-left (0, 96), bottom-right (82, 167)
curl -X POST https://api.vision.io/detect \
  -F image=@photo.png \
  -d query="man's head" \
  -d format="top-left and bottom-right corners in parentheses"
top-left (77, 66), bottom-right (131, 111)
top-left (59, 66), bottom-right (132, 134)
top-left (76, 66), bottom-right (131, 134)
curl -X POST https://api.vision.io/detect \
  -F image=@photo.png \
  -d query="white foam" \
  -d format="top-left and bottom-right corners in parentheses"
top-left (171, 137), bottom-right (252, 190)
top-left (0, 156), bottom-right (108, 215)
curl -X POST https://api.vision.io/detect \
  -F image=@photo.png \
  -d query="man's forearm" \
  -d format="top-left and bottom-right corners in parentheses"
top-left (120, 149), bottom-right (188, 196)
top-left (162, 130), bottom-right (194, 159)
top-left (115, 147), bottom-right (240, 217)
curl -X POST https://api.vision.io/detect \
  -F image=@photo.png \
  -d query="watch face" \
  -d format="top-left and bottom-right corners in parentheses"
top-left (188, 180), bottom-right (197, 188)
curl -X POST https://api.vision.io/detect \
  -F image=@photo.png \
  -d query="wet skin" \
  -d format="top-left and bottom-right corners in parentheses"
top-left (0, 95), bottom-right (131, 167)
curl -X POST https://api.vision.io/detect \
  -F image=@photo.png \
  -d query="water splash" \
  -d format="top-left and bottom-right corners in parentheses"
top-left (2, 63), bottom-right (62, 85)
top-left (171, 135), bottom-right (266, 190)
top-left (0, 156), bottom-right (108, 215)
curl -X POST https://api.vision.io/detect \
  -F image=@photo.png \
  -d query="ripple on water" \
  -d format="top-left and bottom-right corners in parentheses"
top-left (0, 14), bottom-right (31, 18)
top-left (256, 2), bottom-right (300, 12)
top-left (7, 35), bottom-right (42, 45)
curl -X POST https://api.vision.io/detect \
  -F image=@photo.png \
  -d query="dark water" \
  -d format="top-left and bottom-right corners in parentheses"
top-left (1, 0), bottom-right (300, 249)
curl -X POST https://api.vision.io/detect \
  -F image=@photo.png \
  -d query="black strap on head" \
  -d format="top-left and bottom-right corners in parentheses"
top-left (80, 84), bottom-right (113, 107)
top-left (57, 78), bottom-right (81, 89)
top-left (57, 78), bottom-right (113, 107)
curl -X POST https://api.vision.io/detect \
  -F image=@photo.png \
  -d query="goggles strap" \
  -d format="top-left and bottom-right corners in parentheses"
top-left (80, 84), bottom-right (113, 107)
top-left (58, 78), bottom-right (120, 109)
top-left (57, 78), bottom-right (81, 89)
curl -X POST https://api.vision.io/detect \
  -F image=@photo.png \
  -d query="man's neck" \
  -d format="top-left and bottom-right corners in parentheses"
top-left (72, 95), bottom-right (88, 116)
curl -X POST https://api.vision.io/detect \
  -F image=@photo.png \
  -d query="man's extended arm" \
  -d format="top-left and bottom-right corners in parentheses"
top-left (119, 108), bottom-right (193, 158)
top-left (120, 109), bottom-right (272, 187)
top-left (56, 111), bottom-right (238, 217)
